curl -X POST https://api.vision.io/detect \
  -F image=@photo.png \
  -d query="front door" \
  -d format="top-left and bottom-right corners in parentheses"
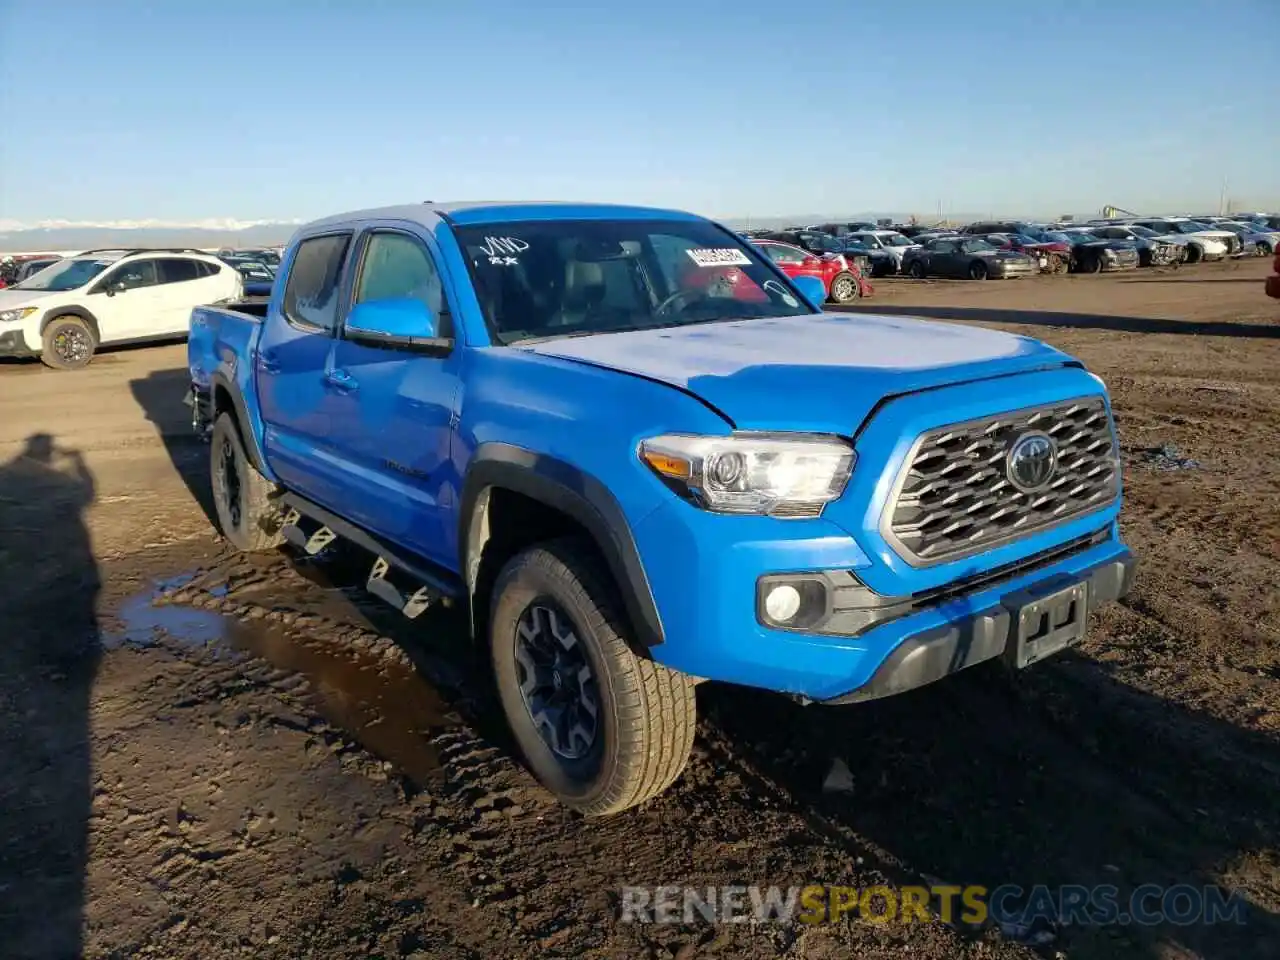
top-left (89, 258), bottom-right (167, 342)
top-left (325, 227), bottom-right (461, 567)
top-left (256, 231), bottom-right (353, 505)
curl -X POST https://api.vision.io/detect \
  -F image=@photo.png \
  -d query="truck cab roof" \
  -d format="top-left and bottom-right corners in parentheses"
top-left (301, 201), bottom-right (705, 232)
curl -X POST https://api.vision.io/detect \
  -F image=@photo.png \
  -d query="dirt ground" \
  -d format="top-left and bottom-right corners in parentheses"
top-left (1, 259), bottom-right (1277, 960)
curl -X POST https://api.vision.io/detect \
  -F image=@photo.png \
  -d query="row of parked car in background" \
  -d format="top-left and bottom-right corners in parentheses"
top-left (1, 207), bottom-right (1276, 370)
top-left (740, 211), bottom-right (1280, 297)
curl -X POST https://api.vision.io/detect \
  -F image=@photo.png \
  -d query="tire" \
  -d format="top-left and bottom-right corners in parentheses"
top-left (908, 260), bottom-right (927, 279)
top-left (39, 316), bottom-right (97, 370)
top-left (210, 412), bottom-right (285, 552)
top-left (968, 260), bottom-right (988, 281)
top-left (828, 271), bottom-right (859, 304)
top-left (1089, 255), bottom-right (1105, 274)
top-left (1184, 243), bottom-right (1202, 264)
top-left (489, 539), bottom-right (696, 816)
top-left (1255, 242), bottom-right (1271, 257)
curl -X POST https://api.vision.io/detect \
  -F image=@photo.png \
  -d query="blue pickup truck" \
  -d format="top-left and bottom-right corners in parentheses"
top-left (188, 201), bottom-right (1135, 816)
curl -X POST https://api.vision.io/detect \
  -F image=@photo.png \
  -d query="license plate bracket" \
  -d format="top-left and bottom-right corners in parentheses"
top-left (1003, 579), bottom-right (1089, 669)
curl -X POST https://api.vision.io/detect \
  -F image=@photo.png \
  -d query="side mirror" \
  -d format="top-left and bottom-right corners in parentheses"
top-left (790, 275), bottom-right (827, 311)
top-left (104, 280), bottom-right (126, 297)
top-left (344, 297), bottom-right (452, 354)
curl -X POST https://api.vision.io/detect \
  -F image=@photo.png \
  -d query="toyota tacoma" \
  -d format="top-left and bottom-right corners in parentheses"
top-left (188, 201), bottom-right (1135, 816)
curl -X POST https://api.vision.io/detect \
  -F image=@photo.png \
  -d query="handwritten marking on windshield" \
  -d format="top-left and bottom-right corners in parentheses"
top-left (480, 236), bottom-right (530, 265)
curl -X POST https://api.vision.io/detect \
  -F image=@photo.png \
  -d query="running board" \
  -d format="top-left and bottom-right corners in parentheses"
top-left (278, 507), bottom-right (337, 555)
top-left (278, 492), bottom-right (461, 617)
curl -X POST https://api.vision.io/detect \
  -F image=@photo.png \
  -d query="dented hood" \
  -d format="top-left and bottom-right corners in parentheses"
top-left (519, 312), bottom-right (1074, 433)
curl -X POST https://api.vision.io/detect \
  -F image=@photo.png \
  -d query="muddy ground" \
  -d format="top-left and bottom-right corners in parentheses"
top-left (1, 259), bottom-right (1277, 960)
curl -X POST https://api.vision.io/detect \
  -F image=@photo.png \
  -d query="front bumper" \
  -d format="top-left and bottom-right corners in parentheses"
top-left (821, 548), bottom-right (1134, 703)
top-left (0, 328), bottom-right (38, 358)
top-left (635, 497), bottom-right (1131, 701)
top-left (992, 263), bottom-right (1038, 279)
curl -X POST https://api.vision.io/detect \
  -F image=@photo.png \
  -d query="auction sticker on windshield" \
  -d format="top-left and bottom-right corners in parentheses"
top-left (687, 248), bottom-right (753, 268)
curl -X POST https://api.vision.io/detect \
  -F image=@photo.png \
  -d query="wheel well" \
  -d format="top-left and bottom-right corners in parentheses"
top-left (41, 309), bottom-right (101, 343)
top-left (470, 485), bottom-right (623, 646)
top-left (213, 383), bottom-right (236, 420)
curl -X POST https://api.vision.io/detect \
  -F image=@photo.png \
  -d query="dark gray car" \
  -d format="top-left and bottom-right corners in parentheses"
top-left (901, 237), bottom-right (1038, 280)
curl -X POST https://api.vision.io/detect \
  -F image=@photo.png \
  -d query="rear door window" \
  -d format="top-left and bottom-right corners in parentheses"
top-left (282, 234), bottom-right (352, 332)
top-left (157, 258), bottom-right (201, 284)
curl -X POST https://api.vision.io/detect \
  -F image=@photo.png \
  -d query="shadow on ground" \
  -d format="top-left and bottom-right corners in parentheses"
top-left (703, 637), bottom-right (1280, 959)
top-left (0, 434), bottom-right (101, 959)
top-left (129, 367), bottom-right (216, 523)
top-left (830, 303), bottom-right (1280, 338)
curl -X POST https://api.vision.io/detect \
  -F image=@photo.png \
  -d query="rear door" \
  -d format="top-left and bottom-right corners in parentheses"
top-left (154, 258), bottom-right (216, 334)
top-left (324, 226), bottom-right (462, 565)
top-left (255, 231), bottom-right (354, 505)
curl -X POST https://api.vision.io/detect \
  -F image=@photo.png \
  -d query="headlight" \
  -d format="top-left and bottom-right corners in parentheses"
top-left (639, 432), bottom-right (855, 517)
top-left (0, 306), bottom-right (37, 323)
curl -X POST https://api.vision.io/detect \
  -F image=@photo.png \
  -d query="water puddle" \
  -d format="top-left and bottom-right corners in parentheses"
top-left (107, 580), bottom-right (460, 786)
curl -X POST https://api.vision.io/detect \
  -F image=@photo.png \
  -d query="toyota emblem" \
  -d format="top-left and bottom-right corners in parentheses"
top-left (1007, 431), bottom-right (1058, 492)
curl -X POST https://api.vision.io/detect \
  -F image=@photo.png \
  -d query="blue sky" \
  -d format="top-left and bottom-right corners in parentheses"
top-left (1, 0), bottom-right (1276, 225)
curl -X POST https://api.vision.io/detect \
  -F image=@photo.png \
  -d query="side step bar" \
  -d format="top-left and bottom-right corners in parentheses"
top-left (277, 491), bottom-right (461, 619)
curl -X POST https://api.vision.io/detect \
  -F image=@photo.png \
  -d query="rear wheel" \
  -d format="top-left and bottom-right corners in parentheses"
top-left (968, 260), bottom-right (988, 281)
top-left (40, 316), bottom-right (96, 370)
top-left (211, 412), bottom-right (285, 552)
top-left (828, 271), bottom-right (859, 303)
top-left (908, 260), bottom-right (927, 279)
top-left (489, 539), bottom-right (696, 816)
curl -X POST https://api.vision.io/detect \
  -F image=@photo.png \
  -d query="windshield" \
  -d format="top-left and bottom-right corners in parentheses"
top-left (1168, 221), bottom-right (1205, 234)
top-left (841, 240), bottom-right (874, 253)
top-left (12, 257), bottom-right (114, 292)
top-left (1216, 223), bottom-right (1249, 235)
top-left (959, 238), bottom-right (997, 253)
top-left (1127, 226), bottom-right (1157, 238)
top-left (881, 233), bottom-right (913, 247)
top-left (1064, 232), bottom-right (1099, 245)
top-left (455, 219), bottom-right (813, 345)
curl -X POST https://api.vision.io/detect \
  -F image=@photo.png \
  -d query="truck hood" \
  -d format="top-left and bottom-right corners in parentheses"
top-left (0, 289), bottom-right (57, 310)
top-left (520, 313), bottom-right (1074, 433)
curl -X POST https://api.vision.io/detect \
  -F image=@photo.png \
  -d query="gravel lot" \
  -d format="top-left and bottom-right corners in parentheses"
top-left (1, 259), bottom-right (1277, 960)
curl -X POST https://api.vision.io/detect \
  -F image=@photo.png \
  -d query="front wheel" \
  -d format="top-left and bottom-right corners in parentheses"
top-left (828, 271), bottom-right (860, 303)
top-left (489, 540), bottom-right (696, 816)
top-left (908, 260), bottom-right (927, 279)
top-left (1184, 244), bottom-right (1202, 264)
top-left (968, 260), bottom-right (989, 281)
top-left (210, 412), bottom-right (285, 552)
top-left (40, 316), bottom-right (97, 370)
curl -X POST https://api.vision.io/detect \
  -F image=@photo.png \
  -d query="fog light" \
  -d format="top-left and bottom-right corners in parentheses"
top-left (764, 584), bottom-right (802, 623)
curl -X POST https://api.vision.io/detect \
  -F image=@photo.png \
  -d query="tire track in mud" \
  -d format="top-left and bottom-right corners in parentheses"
top-left (111, 542), bottom-right (1280, 959)
top-left (114, 551), bottom-right (1039, 958)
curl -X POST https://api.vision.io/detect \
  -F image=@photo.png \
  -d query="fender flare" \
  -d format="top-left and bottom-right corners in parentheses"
top-left (210, 369), bottom-right (271, 475)
top-left (40, 304), bottom-right (102, 343)
top-left (459, 443), bottom-right (664, 648)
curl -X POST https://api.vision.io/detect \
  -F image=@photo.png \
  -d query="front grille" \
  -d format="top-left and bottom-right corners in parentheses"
top-left (882, 397), bottom-right (1120, 566)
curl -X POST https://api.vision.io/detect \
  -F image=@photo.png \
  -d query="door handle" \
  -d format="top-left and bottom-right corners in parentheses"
top-left (259, 350), bottom-right (282, 374)
top-left (325, 368), bottom-right (358, 392)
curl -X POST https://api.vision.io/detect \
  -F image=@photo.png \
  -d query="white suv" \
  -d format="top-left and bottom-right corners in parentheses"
top-left (0, 248), bottom-right (242, 370)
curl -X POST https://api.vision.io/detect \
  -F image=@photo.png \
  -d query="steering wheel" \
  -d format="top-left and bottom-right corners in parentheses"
top-left (654, 287), bottom-right (706, 317)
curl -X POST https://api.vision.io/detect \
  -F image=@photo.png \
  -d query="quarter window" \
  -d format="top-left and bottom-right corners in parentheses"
top-left (283, 234), bottom-right (352, 332)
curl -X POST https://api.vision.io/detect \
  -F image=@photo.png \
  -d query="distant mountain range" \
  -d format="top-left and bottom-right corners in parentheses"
top-left (0, 211), bottom-right (1110, 253)
top-left (0, 219), bottom-right (303, 254)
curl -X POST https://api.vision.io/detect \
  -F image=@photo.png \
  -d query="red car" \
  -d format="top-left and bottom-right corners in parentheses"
top-left (983, 233), bottom-right (1071, 274)
top-left (1267, 250), bottom-right (1280, 299)
top-left (750, 239), bottom-right (873, 302)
